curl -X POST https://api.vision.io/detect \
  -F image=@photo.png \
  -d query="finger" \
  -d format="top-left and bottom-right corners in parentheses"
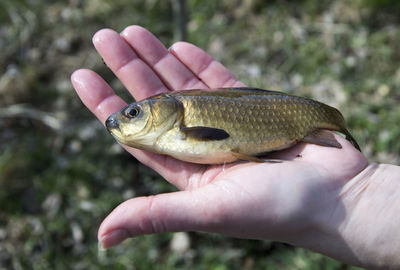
top-left (92, 28), bottom-right (168, 101)
top-left (71, 69), bottom-right (126, 122)
top-left (71, 69), bottom-right (207, 189)
top-left (170, 42), bottom-right (246, 88)
top-left (98, 186), bottom-right (226, 249)
top-left (121, 25), bottom-right (208, 90)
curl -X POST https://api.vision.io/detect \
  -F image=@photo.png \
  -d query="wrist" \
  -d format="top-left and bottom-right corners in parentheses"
top-left (306, 163), bottom-right (400, 269)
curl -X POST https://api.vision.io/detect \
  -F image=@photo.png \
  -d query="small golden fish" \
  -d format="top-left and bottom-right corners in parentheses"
top-left (105, 88), bottom-right (360, 164)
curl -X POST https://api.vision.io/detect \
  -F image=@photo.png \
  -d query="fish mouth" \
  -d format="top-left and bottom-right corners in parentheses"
top-left (105, 117), bottom-right (120, 132)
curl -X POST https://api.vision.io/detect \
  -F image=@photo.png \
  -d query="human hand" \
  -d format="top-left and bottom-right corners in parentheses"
top-left (71, 26), bottom-right (393, 267)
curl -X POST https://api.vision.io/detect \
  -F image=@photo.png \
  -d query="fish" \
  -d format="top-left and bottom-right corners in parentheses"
top-left (105, 87), bottom-right (360, 164)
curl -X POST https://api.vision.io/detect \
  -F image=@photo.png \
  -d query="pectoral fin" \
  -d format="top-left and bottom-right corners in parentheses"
top-left (301, 129), bottom-right (342, 148)
top-left (180, 126), bottom-right (230, 141)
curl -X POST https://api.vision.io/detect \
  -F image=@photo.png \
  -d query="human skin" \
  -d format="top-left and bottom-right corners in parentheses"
top-left (71, 25), bottom-right (400, 269)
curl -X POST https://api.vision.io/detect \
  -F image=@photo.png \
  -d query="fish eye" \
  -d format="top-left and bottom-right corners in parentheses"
top-left (126, 106), bottom-right (140, 118)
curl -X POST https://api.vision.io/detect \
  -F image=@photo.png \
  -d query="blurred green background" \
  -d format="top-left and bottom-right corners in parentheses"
top-left (1, 0), bottom-right (400, 269)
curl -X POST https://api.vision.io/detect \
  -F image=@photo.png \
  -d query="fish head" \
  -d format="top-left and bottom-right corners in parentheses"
top-left (105, 94), bottom-right (181, 148)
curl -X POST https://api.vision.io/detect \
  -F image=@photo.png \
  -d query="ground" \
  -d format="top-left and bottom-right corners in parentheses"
top-left (1, 0), bottom-right (400, 269)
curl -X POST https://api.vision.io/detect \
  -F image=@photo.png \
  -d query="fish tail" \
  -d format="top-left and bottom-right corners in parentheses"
top-left (343, 128), bottom-right (361, 151)
top-left (327, 106), bottom-right (361, 151)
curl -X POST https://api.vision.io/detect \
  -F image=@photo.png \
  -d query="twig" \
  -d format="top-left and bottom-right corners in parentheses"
top-left (171, 0), bottom-right (187, 41)
top-left (0, 104), bottom-right (62, 131)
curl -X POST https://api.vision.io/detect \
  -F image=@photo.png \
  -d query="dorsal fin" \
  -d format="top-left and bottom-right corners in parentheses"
top-left (164, 88), bottom-right (288, 98)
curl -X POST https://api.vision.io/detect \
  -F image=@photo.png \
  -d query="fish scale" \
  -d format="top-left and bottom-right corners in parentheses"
top-left (105, 88), bottom-right (360, 164)
top-left (175, 93), bottom-right (334, 154)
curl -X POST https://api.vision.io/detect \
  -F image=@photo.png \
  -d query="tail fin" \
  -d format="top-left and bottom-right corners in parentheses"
top-left (343, 128), bottom-right (361, 151)
top-left (322, 105), bottom-right (361, 152)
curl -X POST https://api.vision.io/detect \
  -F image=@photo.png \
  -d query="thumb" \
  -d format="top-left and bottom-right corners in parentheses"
top-left (98, 187), bottom-right (223, 249)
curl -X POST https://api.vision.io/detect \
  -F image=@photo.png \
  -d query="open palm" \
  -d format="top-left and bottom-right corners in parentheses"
top-left (71, 26), bottom-right (368, 259)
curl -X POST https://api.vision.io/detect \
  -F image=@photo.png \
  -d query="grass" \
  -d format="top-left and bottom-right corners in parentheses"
top-left (1, 0), bottom-right (399, 269)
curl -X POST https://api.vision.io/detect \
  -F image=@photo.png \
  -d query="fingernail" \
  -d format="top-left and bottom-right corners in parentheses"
top-left (169, 42), bottom-right (184, 54)
top-left (92, 31), bottom-right (104, 45)
top-left (70, 72), bottom-right (85, 88)
top-left (98, 229), bottom-right (129, 250)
